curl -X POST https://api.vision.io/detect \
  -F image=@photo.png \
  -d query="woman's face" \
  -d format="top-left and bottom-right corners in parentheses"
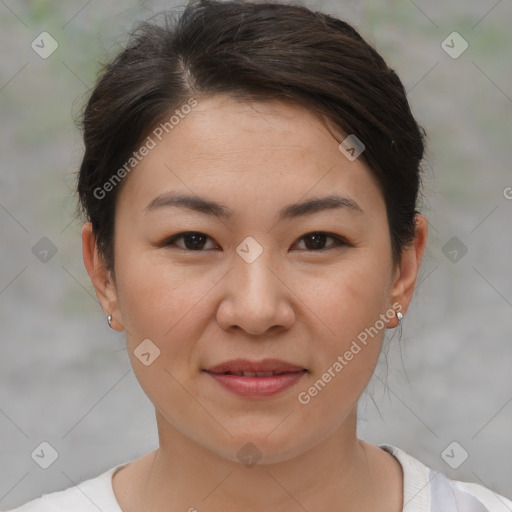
top-left (87, 95), bottom-right (420, 464)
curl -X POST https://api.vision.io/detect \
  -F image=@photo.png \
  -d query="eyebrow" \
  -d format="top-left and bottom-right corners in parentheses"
top-left (144, 192), bottom-right (364, 221)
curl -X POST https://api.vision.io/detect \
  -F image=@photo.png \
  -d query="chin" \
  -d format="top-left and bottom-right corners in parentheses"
top-left (209, 426), bottom-right (318, 467)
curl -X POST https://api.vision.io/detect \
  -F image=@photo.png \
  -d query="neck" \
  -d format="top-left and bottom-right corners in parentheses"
top-left (116, 409), bottom-right (403, 512)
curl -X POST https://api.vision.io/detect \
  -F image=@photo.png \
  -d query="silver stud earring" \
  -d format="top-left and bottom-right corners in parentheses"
top-left (396, 311), bottom-right (403, 325)
top-left (107, 314), bottom-right (113, 329)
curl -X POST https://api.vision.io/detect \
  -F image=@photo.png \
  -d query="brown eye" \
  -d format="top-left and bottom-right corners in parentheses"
top-left (163, 232), bottom-right (217, 251)
top-left (160, 231), bottom-right (348, 252)
top-left (295, 232), bottom-right (348, 251)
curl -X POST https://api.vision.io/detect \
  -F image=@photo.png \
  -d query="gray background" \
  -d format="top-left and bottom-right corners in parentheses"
top-left (1, 0), bottom-right (511, 509)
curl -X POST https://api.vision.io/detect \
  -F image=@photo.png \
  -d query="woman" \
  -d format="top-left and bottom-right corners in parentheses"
top-left (8, 0), bottom-right (511, 510)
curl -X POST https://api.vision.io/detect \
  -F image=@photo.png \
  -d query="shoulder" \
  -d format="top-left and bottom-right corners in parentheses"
top-left (380, 444), bottom-right (512, 512)
top-left (4, 464), bottom-right (126, 512)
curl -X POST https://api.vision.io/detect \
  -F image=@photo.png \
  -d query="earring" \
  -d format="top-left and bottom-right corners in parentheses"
top-left (396, 311), bottom-right (403, 325)
top-left (107, 314), bottom-right (113, 329)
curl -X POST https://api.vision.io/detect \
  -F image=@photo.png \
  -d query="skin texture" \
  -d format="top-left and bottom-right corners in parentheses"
top-left (82, 95), bottom-right (427, 511)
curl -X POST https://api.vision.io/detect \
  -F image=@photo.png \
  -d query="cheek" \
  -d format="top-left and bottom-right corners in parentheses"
top-left (297, 248), bottom-right (392, 403)
top-left (309, 251), bottom-right (392, 342)
top-left (115, 255), bottom-right (210, 404)
top-left (115, 250), bottom-right (208, 345)
top-left (294, 262), bottom-right (390, 422)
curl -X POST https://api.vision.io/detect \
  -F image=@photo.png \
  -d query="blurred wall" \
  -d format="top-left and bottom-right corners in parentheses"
top-left (1, 0), bottom-right (511, 508)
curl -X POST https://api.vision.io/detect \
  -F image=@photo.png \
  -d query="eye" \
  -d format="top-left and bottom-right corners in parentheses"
top-left (161, 231), bottom-right (348, 252)
top-left (162, 232), bottom-right (218, 251)
top-left (294, 232), bottom-right (348, 252)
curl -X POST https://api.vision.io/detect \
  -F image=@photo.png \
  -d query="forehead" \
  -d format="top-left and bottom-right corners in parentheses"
top-left (170, 96), bottom-right (344, 158)
top-left (115, 95), bottom-right (385, 220)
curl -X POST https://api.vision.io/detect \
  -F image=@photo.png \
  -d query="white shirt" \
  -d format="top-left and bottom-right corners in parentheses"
top-left (5, 445), bottom-right (512, 511)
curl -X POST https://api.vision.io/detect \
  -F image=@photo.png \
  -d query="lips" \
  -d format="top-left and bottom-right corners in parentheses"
top-left (203, 359), bottom-right (308, 397)
top-left (220, 370), bottom-right (286, 377)
top-left (204, 358), bottom-right (306, 375)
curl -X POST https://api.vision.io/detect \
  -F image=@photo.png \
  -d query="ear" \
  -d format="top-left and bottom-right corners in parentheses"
top-left (81, 222), bottom-right (124, 331)
top-left (388, 213), bottom-right (428, 327)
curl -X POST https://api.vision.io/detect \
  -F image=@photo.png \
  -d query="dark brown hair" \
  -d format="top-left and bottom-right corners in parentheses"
top-left (76, 0), bottom-right (426, 273)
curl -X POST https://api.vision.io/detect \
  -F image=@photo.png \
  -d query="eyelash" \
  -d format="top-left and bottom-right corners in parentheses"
top-left (160, 231), bottom-right (350, 252)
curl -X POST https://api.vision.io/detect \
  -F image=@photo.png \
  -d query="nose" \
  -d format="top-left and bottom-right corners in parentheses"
top-left (215, 245), bottom-right (295, 336)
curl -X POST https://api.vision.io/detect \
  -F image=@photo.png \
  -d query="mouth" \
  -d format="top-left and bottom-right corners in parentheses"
top-left (204, 358), bottom-right (307, 374)
top-left (211, 370), bottom-right (299, 377)
top-left (203, 359), bottom-right (308, 397)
